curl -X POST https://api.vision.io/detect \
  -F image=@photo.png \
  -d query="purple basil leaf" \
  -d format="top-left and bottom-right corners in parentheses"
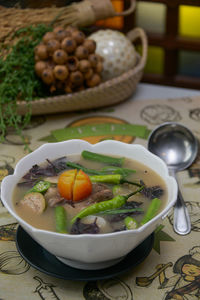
top-left (141, 185), bottom-right (164, 199)
top-left (140, 180), bottom-right (164, 199)
top-left (46, 157), bottom-right (67, 174)
top-left (22, 157), bottom-right (68, 181)
top-left (70, 218), bottom-right (100, 235)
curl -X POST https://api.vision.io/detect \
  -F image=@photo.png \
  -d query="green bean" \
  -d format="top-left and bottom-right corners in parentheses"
top-left (66, 161), bottom-right (105, 175)
top-left (90, 174), bottom-right (122, 184)
top-left (89, 174), bottom-right (142, 187)
top-left (140, 198), bottom-right (161, 225)
top-left (55, 206), bottom-right (67, 234)
top-left (71, 186), bottom-right (144, 224)
top-left (28, 180), bottom-right (51, 194)
top-left (81, 150), bottom-right (125, 166)
top-left (124, 216), bottom-right (138, 230)
top-left (67, 161), bottom-right (136, 177)
top-left (101, 166), bottom-right (136, 176)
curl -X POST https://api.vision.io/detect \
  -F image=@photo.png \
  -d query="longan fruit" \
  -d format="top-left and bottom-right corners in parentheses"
top-left (66, 56), bottom-right (79, 72)
top-left (41, 69), bottom-right (55, 85)
top-left (46, 60), bottom-right (55, 70)
top-left (71, 31), bottom-right (85, 45)
top-left (88, 53), bottom-right (100, 67)
top-left (83, 39), bottom-right (96, 53)
top-left (43, 32), bottom-right (56, 44)
top-left (53, 65), bottom-right (69, 81)
top-left (75, 46), bottom-right (88, 59)
top-left (84, 68), bottom-right (93, 80)
top-left (35, 61), bottom-right (47, 77)
top-left (46, 39), bottom-right (60, 55)
top-left (94, 61), bottom-right (103, 74)
top-left (53, 27), bottom-right (69, 41)
top-left (78, 60), bottom-right (91, 73)
top-left (53, 49), bottom-right (68, 64)
top-left (61, 37), bottom-right (77, 53)
top-left (86, 73), bottom-right (101, 87)
top-left (70, 71), bottom-right (84, 85)
top-left (65, 26), bottom-right (78, 34)
top-left (35, 44), bottom-right (48, 60)
top-left (53, 26), bottom-right (64, 34)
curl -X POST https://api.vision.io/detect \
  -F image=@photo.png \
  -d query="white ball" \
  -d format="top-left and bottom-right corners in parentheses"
top-left (89, 29), bottom-right (137, 81)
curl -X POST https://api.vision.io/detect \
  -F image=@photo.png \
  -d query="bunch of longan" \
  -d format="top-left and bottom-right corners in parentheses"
top-left (34, 26), bottom-right (103, 94)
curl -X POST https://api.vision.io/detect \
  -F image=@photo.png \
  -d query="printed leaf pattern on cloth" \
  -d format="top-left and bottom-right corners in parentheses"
top-left (153, 225), bottom-right (175, 254)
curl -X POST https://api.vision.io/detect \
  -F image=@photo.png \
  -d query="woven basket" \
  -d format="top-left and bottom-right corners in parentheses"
top-left (17, 27), bottom-right (148, 115)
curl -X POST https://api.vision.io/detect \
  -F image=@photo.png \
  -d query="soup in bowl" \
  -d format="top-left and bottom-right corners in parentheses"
top-left (1, 140), bottom-right (177, 270)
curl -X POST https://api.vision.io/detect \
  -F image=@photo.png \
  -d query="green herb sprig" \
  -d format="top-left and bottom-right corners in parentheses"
top-left (0, 24), bottom-right (52, 148)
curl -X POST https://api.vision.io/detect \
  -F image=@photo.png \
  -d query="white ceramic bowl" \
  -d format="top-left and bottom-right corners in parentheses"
top-left (1, 140), bottom-right (177, 270)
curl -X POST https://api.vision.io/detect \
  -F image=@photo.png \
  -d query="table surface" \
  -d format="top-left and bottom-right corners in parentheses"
top-left (1, 83), bottom-right (200, 300)
top-left (133, 83), bottom-right (200, 100)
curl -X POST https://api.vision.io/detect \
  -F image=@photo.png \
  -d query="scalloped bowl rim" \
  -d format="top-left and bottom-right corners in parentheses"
top-left (1, 139), bottom-right (177, 240)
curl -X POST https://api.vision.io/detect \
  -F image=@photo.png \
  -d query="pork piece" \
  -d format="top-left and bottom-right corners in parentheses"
top-left (88, 183), bottom-right (113, 202)
top-left (44, 187), bottom-right (63, 207)
top-left (44, 176), bottom-right (59, 184)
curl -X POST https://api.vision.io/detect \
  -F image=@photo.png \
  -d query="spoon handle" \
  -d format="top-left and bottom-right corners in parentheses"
top-left (169, 170), bottom-right (191, 235)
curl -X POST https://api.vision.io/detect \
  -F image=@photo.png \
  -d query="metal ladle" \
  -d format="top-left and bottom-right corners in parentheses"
top-left (148, 122), bottom-right (198, 235)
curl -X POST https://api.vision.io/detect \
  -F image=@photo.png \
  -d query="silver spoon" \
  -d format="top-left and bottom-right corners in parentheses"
top-left (148, 122), bottom-right (198, 235)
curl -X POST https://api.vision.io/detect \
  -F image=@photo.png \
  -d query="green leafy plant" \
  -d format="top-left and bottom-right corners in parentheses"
top-left (0, 24), bottom-right (52, 148)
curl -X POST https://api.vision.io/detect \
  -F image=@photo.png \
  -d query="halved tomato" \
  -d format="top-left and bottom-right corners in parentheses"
top-left (57, 169), bottom-right (92, 202)
top-left (57, 169), bottom-right (77, 200)
top-left (73, 170), bottom-right (92, 202)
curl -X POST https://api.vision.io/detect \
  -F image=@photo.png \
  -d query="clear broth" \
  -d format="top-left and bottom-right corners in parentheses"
top-left (13, 154), bottom-right (168, 234)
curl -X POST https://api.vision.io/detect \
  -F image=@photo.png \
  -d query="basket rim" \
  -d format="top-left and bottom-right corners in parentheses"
top-left (17, 53), bottom-right (144, 106)
top-left (17, 27), bottom-right (148, 108)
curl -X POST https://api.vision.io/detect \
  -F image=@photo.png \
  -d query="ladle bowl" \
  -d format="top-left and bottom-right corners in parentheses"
top-left (148, 122), bottom-right (198, 235)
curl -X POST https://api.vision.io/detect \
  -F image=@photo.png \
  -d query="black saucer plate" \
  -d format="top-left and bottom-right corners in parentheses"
top-left (16, 226), bottom-right (154, 281)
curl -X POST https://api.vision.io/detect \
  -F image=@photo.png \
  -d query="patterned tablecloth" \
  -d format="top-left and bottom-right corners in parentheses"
top-left (0, 94), bottom-right (200, 300)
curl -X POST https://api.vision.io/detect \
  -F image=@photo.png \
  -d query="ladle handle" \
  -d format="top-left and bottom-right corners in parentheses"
top-left (169, 170), bottom-right (191, 235)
